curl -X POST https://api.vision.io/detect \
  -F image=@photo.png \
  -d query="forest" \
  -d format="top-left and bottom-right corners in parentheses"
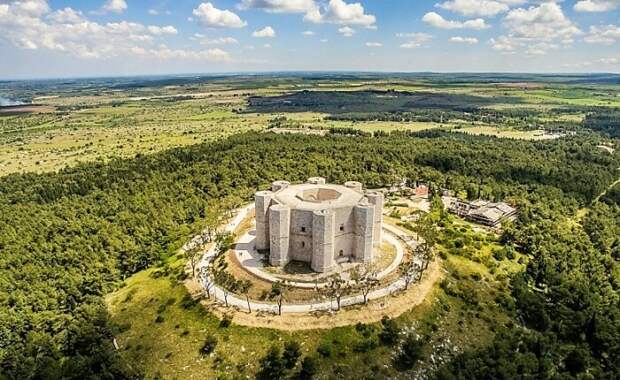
top-left (246, 90), bottom-right (518, 114)
top-left (583, 108), bottom-right (620, 138)
top-left (0, 129), bottom-right (618, 378)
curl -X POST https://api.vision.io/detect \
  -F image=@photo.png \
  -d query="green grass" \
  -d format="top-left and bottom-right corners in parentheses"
top-left (0, 97), bottom-right (264, 176)
top-left (106, 222), bottom-right (522, 379)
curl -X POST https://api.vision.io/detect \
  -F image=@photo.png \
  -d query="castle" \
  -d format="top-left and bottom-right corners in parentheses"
top-left (254, 177), bottom-right (383, 273)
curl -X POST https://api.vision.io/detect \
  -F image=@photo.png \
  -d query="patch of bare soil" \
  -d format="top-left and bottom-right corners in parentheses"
top-left (0, 104), bottom-right (56, 114)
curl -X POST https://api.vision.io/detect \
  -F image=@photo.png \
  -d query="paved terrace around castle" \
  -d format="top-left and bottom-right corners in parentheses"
top-left (196, 204), bottom-right (426, 314)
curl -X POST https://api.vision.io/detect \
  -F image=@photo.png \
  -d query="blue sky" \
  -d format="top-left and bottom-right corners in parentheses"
top-left (0, 0), bottom-right (619, 78)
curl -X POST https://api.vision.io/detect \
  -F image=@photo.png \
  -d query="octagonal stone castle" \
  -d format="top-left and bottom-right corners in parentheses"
top-left (254, 177), bottom-right (384, 273)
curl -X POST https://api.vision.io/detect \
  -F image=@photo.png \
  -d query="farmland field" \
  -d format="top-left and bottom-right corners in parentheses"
top-left (2, 74), bottom-right (617, 177)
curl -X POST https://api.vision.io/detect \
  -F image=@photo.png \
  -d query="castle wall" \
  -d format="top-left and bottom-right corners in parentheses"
top-left (271, 180), bottom-right (290, 192)
top-left (288, 209), bottom-right (314, 262)
top-left (332, 207), bottom-right (357, 260)
top-left (255, 191), bottom-right (273, 251)
top-left (307, 177), bottom-right (326, 185)
top-left (344, 181), bottom-right (363, 193)
top-left (353, 204), bottom-right (375, 263)
top-left (366, 192), bottom-right (384, 247)
top-left (269, 204), bottom-right (290, 266)
top-left (311, 209), bottom-right (335, 272)
top-left (255, 180), bottom-right (381, 273)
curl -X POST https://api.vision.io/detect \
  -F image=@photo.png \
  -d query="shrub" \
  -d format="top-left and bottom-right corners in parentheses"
top-left (180, 293), bottom-right (198, 309)
top-left (317, 342), bottom-right (332, 357)
top-left (283, 341), bottom-right (302, 369)
top-left (395, 335), bottom-right (424, 370)
top-left (355, 322), bottom-right (375, 338)
top-left (379, 316), bottom-right (400, 346)
top-left (219, 314), bottom-right (232, 328)
top-left (505, 246), bottom-right (516, 260)
top-left (256, 346), bottom-right (285, 380)
top-left (295, 357), bottom-right (318, 380)
top-left (200, 334), bottom-right (218, 356)
top-left (353, 337), bottom-right (379, 353)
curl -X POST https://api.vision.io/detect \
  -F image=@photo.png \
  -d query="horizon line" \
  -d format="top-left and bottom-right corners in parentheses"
top-left (1, 70), bottom-right (620, 83)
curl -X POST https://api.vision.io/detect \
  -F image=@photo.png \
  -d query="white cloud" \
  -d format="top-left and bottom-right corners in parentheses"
top-left (148, 9), bottom-right (158, 16)
top-left (422, 12), bottom-right (489, 30)
top-left (398, 32), bottom-right (433, 49)
top-left (252, 26), bottom-right (276, 37)
top-left (49, 7), bottom-right (84, 23)
top-left (0, 1), bottom-right (229, 62)
top-left (141, 46), bottom-right (231, 61)
top-left (238, 0), bottom-right (317, 13)
top-left (450, 36), bottom-right (479, 44)
top-left (103, 0), bottom-right (127, 14)
top-left (263, 43), bottom-right (272, 48)
top-left (435, 0), bottom-right (520, 17)
top-left (574, 0), bottom-right (620, 12)
top-left (12, 0), bottom-right (50, 16)
top-left (488, 3), bottom-right (583, 56)
top-left (488, 35), bottom-right (517, 51)
top-left (526, 41), bottom-right (559, 56)
top-left (193, 35), bottom-right (239, 45)
top-left (192, 3), bottom-right (247, 28)
top-left (365, 42), bottom-right (382, 47)
top-left (503, 3), bottom-right (581, 40)
top-left (584, 25), bottom-right (620, 44)
top-left (302, 30), bottom-right (315, 35)
top-left (396, 32), bottom-right (432, 39)
top-left (305, 0), bottom-right (376, 28)
top-left (338, 26), bottom-right (355, 37)
top-left (147, 25), bottom-right (178, 35)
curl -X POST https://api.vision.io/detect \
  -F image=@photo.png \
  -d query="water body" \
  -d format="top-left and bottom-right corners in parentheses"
top-left (0, 96), bottom-right (26, 107)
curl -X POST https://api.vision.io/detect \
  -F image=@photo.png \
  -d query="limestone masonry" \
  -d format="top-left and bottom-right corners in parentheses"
top-left (255, 177), bottom-right (384, 273)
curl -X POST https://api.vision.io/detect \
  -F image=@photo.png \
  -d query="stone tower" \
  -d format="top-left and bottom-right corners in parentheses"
top-left (254, 177), bottom-right (383, 273)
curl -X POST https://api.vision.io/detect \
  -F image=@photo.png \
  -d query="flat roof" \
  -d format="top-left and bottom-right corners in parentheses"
top-left (273, 183), bottom-right (365, 211)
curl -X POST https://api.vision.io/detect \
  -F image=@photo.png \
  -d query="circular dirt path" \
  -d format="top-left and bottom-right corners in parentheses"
top-left (186, 258), bottom-right (442, 330)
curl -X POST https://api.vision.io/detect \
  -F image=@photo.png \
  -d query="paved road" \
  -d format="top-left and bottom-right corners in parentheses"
top-left (197, 204), bottom-right (422, 314)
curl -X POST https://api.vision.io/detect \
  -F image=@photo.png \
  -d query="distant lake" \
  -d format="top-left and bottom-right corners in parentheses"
top-left (0, 96), bottom-right (27, 107)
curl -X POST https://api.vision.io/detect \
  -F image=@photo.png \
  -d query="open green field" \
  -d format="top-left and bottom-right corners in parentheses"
top-left (1, 74), bottom-right (618, 177)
